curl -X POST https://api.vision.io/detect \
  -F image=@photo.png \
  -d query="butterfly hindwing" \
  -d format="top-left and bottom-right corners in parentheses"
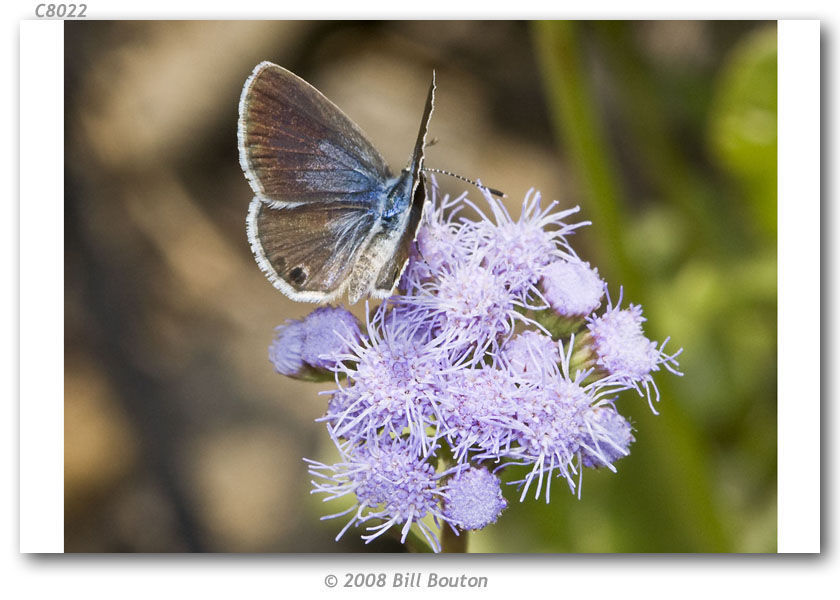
top-left (246, 197), bottom-right (378, 301)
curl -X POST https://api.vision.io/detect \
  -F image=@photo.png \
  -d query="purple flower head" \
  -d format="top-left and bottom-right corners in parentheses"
top-left (442, 466), bottom-right (508, 531)
top-left (580, 404), bottom-right (635, 469)
top-left (268, 320), bottom-right (306, 376)
top-left (541, 259), bottom-right (605, 317)
top-left (399, 254), bottom-right (525, 361)
top-left (325, 309), bottom-right (451, 447)
top-left (506, 337), bottom-right (627, 502)
top-left (499, 330), bottom-right (560, 384)
top-left (321, 385), bottom-right (364, 431)
top-left (306, 433), bottom-right (457, 552)
top-left (511, 378), bottom-right (592, 501)
top-left (404, 186), bottom-right (472, 284)
top-left (586, 289), bottom-right (683, 413)
top-left (300, 306), bottom-right (362, 370)
top-left (466, 189), bottom-right (588, 296)
top-left (437, 366), bottom-right (521, 462)
top-left (377, 299), bottom-right (434, 346)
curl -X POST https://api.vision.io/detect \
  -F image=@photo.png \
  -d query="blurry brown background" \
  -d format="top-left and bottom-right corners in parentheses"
top-left (64, 20), bottom-right (777, 552)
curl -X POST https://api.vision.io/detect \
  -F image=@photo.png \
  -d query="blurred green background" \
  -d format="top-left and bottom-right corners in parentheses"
top-left (64, 20), bottom-right (777, 552)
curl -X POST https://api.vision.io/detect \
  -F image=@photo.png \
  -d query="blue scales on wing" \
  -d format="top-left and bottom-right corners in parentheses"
top-left (238, 62), bottom-right (392, 206)
top-left (238, 61), bottom-right (436, 303)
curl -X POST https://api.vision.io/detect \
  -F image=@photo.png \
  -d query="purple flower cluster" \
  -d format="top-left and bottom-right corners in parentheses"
top-left (269, 306), bottom-right (362, 378)
top-left (269, 184), bottom-right (682, 551)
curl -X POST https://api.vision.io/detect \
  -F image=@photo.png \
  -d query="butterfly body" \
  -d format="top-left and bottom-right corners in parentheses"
top-left (239, 62), bottom-right (434, 304)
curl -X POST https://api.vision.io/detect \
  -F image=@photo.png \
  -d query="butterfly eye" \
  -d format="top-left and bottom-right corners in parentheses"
top-left (289, 266), bottom-right (308, 285)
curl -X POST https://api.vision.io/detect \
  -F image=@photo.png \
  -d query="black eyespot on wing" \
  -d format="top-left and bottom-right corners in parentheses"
top-left (289, 266), bottom-right (307, 285)
top-left (247, 198), bottom-right (378, 298)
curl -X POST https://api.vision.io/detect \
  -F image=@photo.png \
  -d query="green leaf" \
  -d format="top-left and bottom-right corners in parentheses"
top-left (708, 25), bottom-right (778, 239)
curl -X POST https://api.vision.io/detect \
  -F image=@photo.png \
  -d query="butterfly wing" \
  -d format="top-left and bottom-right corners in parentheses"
top-left (238, 61), bottom-right (392, 207)
top-left (371, 175), bottom-right (428, 296)
top-left (246, 196), bottom-right (378, 302)
top-left (369, 72), bottom-right (436, 297)
top-left (240, 62), bottom-right (436, 304)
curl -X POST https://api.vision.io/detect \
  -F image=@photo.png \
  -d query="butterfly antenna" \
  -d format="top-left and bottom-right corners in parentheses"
top-left (423, 167), bottom-right (506, 198)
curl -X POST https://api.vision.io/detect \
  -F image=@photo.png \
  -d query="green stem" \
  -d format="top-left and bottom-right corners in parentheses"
top-left (532, 309), bottom-right (585, 339)
top-left (533, 20), bottom-right (636, 289)
top-left (590, 21), bottom-right (735, 254)
top-left (441, 526), bottom-right (468, 553)
top-left (533, 21), bottom-right (733, 551)
top-left (402, 527), bottom-right (435, 553)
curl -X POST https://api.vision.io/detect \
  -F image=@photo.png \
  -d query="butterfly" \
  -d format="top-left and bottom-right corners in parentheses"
top-left (238, 61), bottom-right (434, 304)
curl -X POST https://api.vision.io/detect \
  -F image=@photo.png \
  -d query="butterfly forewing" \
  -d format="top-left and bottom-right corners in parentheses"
top-left (372, 73), bottom-right (436, 295)
top-left (238, 62), bottom-right (392, 205)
